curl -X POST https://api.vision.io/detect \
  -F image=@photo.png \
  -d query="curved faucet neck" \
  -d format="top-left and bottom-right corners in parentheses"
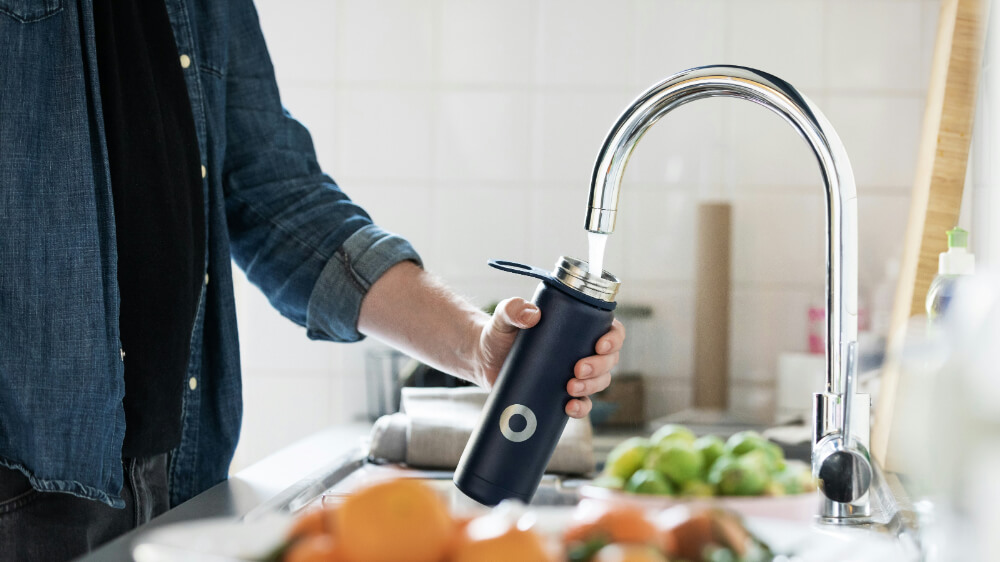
top-left (586, 65), bottom-right (858, 396)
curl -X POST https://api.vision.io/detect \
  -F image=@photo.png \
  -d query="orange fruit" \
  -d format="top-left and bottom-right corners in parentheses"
top-left (658, 511), bottom-right (713, 561)
top-left (284, 534), bottom-right (343, 562)
top-left (591, 543), bottom-right (669, 562)
top-left (334, 478), bottom-right (453, 562)
top-left (563, 505), bottom-right (659, 547)
top-left (450, 515), bottom-right (552, 562)
top-left (287, 507), bottom-right (335, 541)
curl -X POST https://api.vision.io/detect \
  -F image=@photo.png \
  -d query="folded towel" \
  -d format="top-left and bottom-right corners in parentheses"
top-left (368, 387), bottom-right (594, 475)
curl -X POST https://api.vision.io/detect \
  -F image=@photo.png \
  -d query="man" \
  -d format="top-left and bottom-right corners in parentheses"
top-left (0, 1), bottom-right (624, 559)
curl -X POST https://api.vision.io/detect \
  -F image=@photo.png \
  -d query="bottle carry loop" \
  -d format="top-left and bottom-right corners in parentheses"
top-left (488, 260), bottom-right (617, 311)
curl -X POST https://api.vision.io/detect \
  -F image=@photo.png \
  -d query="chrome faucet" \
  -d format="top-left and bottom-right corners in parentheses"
top-left (585, 65), bottom-right (871, 522)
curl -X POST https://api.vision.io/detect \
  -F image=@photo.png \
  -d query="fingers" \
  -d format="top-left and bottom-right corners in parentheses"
top-left (566, 396), bottom-right (592, 418)
top-left (574, 351), bottom-right (619, 381)
top-left (490, 297), bottom-right (540, 334)
top-left (568, 372), bottom-right (611, 397)
top-left (595, 319), bottom-right (626, 354)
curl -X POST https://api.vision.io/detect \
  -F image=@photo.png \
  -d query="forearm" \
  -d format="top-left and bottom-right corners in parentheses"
top-left (358, 261), bottom-right (489, 384)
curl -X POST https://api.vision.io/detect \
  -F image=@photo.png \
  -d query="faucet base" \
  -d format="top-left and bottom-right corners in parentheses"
top-left (813, 392), bottom-right (872, 521)
top-left (818, 495), bottom-right (872, 524)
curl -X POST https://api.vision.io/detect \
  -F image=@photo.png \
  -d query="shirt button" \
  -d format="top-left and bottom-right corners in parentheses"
top-left (179, 54), bottom-right (192, 69)
top-left (204, 273), bottom-right (210, 286)
top-left (189, 377), bottom-right (198, 391)
top-left (200, 165), bottom-right (207, 178)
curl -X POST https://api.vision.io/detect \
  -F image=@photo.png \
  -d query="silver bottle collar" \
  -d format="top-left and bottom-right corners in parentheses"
top-left (552, 256), bottom-right (620, 303)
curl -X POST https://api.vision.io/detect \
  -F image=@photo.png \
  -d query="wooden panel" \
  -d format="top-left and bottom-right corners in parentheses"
top-left (871, 0), bottom-right (987, 468)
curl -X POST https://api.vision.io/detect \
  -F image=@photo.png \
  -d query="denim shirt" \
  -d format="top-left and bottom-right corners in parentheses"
top-left (0, 0), bottom-right (419, 508)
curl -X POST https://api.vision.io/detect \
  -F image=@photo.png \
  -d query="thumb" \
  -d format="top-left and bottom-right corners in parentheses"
top-left (490, 297), bottom-right (540, 334)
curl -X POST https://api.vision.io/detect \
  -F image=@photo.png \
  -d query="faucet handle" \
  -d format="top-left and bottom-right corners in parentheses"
top-left (840, 341), bottom-right (858, 447)
top-left (817, 447), bottom-right (872, 504)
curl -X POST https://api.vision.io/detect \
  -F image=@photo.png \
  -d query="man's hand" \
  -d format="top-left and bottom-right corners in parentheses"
top-left (473, 297), bottom-right (626, 419)
top-left (359, 262), bottom-right (625, 419)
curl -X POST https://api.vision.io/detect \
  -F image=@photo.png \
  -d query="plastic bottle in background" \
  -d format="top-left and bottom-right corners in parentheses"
top-left (926, 227), bottom-right (976, 321)
top-left (807, 304), bottom-right (825, 355)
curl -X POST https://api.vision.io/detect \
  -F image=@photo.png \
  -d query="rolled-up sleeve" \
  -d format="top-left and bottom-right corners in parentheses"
top-left (306, 224), bottom-right (421, 341)
top-left (223, 1), bottom-right (420, 342)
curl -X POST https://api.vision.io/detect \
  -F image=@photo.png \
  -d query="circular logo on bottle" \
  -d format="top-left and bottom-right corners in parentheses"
top-left (499, 404), bottom-right (537, 443)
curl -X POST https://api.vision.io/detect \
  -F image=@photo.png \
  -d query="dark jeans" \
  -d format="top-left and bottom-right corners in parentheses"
top-left (0, 454), bottom-right (169, 562)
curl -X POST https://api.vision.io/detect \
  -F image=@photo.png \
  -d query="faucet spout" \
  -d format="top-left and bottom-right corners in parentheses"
top-left (587, 65), bottom-right (867, 521)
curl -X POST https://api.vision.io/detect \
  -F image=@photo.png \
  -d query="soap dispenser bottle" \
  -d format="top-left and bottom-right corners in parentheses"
top-left (926, 227), bottom-right (976, 321)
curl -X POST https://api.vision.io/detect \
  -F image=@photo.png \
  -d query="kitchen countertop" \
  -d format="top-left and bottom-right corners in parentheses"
top-left (77, 422), bottom-right (372, 562)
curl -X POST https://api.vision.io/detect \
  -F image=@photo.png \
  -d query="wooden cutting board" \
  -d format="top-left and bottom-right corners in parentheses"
top-left (872, 0), bottom-right (989, 469)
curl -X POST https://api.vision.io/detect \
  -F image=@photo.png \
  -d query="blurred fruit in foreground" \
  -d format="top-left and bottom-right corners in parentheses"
top-left (604, 437), bottom-right (651, 481)
top-left (286, 507), bottom-right (333, 542)
top-left (591, 543), bottom-right (669, 562)
top-left (451, 505), bottom-right (552, 562)
top-left (335, 478), bottom-right (453, 562)
top-left (645, 441), bottom-right (704, 485)
top-left (563, 503), bottom-right (661, 548)
top-left (625, 469), bottom-right (673, 495)
top-left (656, 506), bottom-right (772, 561)
top-left (283, 534), bottom-right (343, 562)
top-left (650, 424), bottom-right (697, 446)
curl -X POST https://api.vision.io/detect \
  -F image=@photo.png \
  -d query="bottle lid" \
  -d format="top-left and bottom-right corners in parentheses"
top-left (552, 256), bottom-right (620, 303)
top-left (940, 227), bottom-right (975, 275)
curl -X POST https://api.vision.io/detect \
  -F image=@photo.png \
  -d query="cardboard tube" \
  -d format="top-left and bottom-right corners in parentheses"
top-left (693, 202), bottom-right (731, 409)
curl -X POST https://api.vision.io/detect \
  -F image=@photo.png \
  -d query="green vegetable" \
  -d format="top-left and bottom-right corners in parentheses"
top-left (604, 437), bottom-right (651, 481)
top-left (724, 431), bottom-right (768, 457)
top-left (693, 435), bottom-right (726, 473)
top-left (650, 424), bottom-right (697, 447)
top-left (645, 441), bottom-right (704, 486)
top-left (709, 453), bottom-right (769, 496)
top-left (679, 480), bottom-right (715, 497)
top-left (626, 468), bottom-right (674, 495)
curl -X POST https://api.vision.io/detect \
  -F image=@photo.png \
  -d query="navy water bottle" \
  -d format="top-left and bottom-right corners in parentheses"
top-left (454, 256), bottom-right (619, 506)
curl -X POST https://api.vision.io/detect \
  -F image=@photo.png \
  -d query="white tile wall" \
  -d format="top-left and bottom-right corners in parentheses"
top-left (439, 0), bottom-right (538, 86)
top-left (826, 0), bottom-right (925, 92)
top-left (536, 0), bottom-right (636, 87)
top-left (634, 0), bottom-right (726, 89)
top-left (728, 0), bottom-right (825, 92)
top-left (335, 90), bottom-right (435, 181)
top-left (232, 0), bottom-right (940, 470)
top-left (254, 0), bottom-right (337, 85)
top-left (434, 92), bottom-right (532, 182)
top-left (335, 0), bottom-right (435, 85)
top-left (531, 92), bottom-right (637, 183)
top-left (726, 98), bottom-right (827, 190)
top-left (825, 94), bottom-right (925, 190)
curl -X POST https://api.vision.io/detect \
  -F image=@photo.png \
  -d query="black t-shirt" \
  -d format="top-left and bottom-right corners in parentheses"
top-left (93, 0), bottom-right (204, 457)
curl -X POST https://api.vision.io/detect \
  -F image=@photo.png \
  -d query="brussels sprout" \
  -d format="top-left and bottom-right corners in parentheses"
top-left (724, 431), bottom-right (768, 457)
top-left (693, 435), bottom-right (726, 472)
top-left (650, 424), bottom-right (697, 447)
top-left (604, 437), bottom-right (651, 481)
top-left (646, 441), bottom-right (704, 486)
top-left (625, 468), bottom-right (674, 495)
top-left (709, 452), bottom-right (769, 496)
top-left (679, 480), bottom-right (715, 498)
